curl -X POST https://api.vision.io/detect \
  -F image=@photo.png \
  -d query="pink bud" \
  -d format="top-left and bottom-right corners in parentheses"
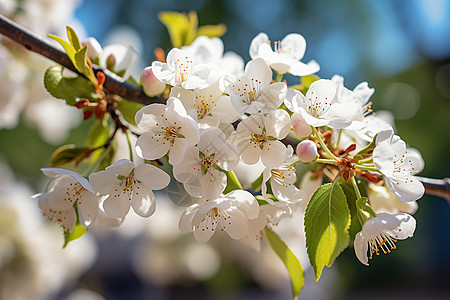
top-left (141, 66), bottom-right (166, 97)
top-left (296, 140), bottom-right (318, 163)
top-left (106, 53), bottom-right (116, 70)
top-left (291, 113), bottom-right (312, 138)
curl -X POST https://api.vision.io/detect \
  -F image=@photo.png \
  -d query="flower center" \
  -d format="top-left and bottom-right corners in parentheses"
top-left (195, 94), bottom-right (216, 119)
top-left (200, 156), bottom-right (214, 174)
top-left (268, 40), bottom-right (292, 55)
top-left (368, 231), bottom-right (397, 260)
top-left (305, 90), bottom-right (331, 118)
top-left (270, 169), bottom-right (285, 182)
top-left (174, 56), bottom-right (193, 84)
top-left (233, 78), bottom-right (262, 105)
top-left (250, 132), bottom-right (267, 146)
top-left (162, 126), bottom-right (179, 141)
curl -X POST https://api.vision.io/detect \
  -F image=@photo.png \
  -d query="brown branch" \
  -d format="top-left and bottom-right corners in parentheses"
top-left (0, 14), bottom-right (165, 105)
top-left (1, 14), bottom-right (449, 203)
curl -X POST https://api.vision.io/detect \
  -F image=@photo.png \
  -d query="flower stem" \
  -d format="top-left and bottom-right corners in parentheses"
top-left (312, 126), bottom-right (338, 160)
top-left (275, 72), bottom-right (283, 82)
top-left (315, 158), bottom-right (337, 165)
top-left (125, 129), bottom-right (134, 162)
top-left (355, 165), bottom-right (379, 173)
top-left (83, 146), bottom-right (111, 176)
top-left (351, 176), bottom-right (362, 199)
top-left (334, 129), bottom-right (342, 149)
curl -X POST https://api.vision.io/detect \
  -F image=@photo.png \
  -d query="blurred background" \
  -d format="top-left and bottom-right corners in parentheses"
top-left (0, 0), bottom-right (449, 299)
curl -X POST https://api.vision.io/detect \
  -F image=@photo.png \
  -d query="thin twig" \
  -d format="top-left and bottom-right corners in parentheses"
top-left (0, 14), bottom-right (165, 105)
top-left (0, 14), bottom-right (449, 202)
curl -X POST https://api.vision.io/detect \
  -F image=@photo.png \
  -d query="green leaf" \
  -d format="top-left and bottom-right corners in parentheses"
top-left (265, 227), bottom-right (305, 298)
top-left (301, 74), bottom-right (320, 89)
top-left (50, 144), bottom-right (91, 167)
top-left (74, 46), bottom-right (87, 74)
top-left (185, 11), bottom-right (198, 46)
top-left (85, 118), bottom-right (110, 148)
top-left (304, 183), bottom-right (351, 281)
top-left (223, 170), bottom-right (243, 194)
top-left (63, 222), bottom-right (87, 248)
top-left (44, 65), bottom-right (96, 105)
top-left (251, 173), bottom-right (264, 192)
top-left (197, 24), bottom-right (227, 38)
top-left (158, 11), bottom-right (191, 48)
top-left (340, 182), bottom-right (363, 238)
top-left (66, 26), bottom-right (82, 51)
top-left (116, 100), bottom-right (145, 127)
top-left (355, 133), bottom-right (378, 159)
top-left (48, 34), bottom-right (76, 64)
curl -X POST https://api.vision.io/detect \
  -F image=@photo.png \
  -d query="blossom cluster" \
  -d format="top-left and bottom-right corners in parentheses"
top-left (36, 30), bottom-right (425, 273)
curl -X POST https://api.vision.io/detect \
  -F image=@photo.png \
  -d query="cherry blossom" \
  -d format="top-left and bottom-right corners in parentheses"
top-left (141, 66), bottom-right (166, 97)
top-left (249, 32), bottom-right (319, 76)
top-left (373, 129), bottom-right (425, 202)
top-left (354, 212), bottom-right (416, 266)
top-left (261, 146), bottom-right (305, 207)
top-left (135, 97), bottom-right (199, 165)
top-left (172, 127), bottom-right (239, 200)
top-left (170, 81), bottom-right (239, 128)
top-left (224, 58), bottom-right (286, 114)
top-left (285, 79), bottom-right (356, 129)
top-left (36, 168), bottom-right (99, 230)
top-left (236, 109), bottom-right (290, 167)
top-left (89, 159), bottom-right (170, 219)
top-left (151, 48), bottom-right (222, 90)
top-left (179, 190), bottom-right (259, 242)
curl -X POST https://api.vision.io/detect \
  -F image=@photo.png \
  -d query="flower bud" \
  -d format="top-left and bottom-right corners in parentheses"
top-left (141, 66), bottom-right (166, 97)
top-left (291, 113), bottom-right (312, 138)
top-left (106, 53), bottom-right (116, 71)
top-left (296, 140), bottom-right (318, 163)
top-left (82, 37), bottom-right (102, 61)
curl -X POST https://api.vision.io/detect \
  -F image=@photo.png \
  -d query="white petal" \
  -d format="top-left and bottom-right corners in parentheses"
top-left (288, 60), bottom-right (320, 76)
top-left (384, 175), bottom-right (425, 202)
top-left (236, 113), bottom-right (265, 137)
top-left (134, 163), bottom-right (170, 190)
top-left (135, 132), bottom-right (171, 160)
top-left (78, 193), bottom-right (99, 227)
top-left (265, 109), bottom-right (291, 139)
top-left (131, 183), bottom-right (156, 217)
top-left (238, 139), bottom-right (262, 165)
top-left (179, 204), bottom-right (200, 232)
top-left (354, 232), bottom-right (369, 266)
top-left (226, 190), bottom-right (259, 219)
top-left (249, 32), bottom-right (269, 59)
top-left (281, 33), bottom-right (306, 60)
top-left (89, 159), bottom-right (135, 194)
top-left (198, 127), bottom-right (226, 152)
top-left (135, 103), bottom-right (167, 130)
top-left (213, 143), bottom-right (240, 171)
top-left (259, 82), bottom-right (287, 112)
top-left (169, 137), bottom-right (189, 165)
top-left (200, 169), bottom-right (227, 200)
top-left (245, 58), bottom-right (272, 87)
top-left (261, 140), bottom-right (286, 167)
top-left (384, 213), bottom-right (416, 240)
top-left (223, 209), bottom-right (249, 239)
top-left (103, 190), bottom-right (131, 219)
top-left (41, 168), bottom-right (94, 193)
top-left (284, 88), bottom-right (307, 113)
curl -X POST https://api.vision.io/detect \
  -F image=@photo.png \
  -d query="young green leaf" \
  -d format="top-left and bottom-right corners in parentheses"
top-left (63, 222), bottom-right (87, 248)
top-left (197, 24), bottom-right (227, 38)
top-left (85, 118), bottom-right (110, 148)
top-left (116, 99), bottom-right (145, 127)
top-left (48, 34), bottom-right (76, 64)
top-left (66, 26), bottom-right (82, 51)
top-left (265, 227), bottom-right (305, 298)
top-left (44, 65), bottom-right (96, 105)
top-left (50, 144), bottom-right (92, 167)
top-left (74, 46), bottom-right (88, 75)
top-left (223, 170), bottom-right (243, 194)
top-left (304, 183), bottom-right (351, 281)
top-left (158, 11), bottom-right (191, 48)
top-left (251, 173), bottom-right (264, 192)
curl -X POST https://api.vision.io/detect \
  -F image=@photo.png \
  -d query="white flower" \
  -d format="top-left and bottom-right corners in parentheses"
top-left (101, 44), bottom-right (137, 77)
top-left (179, 190), bottom-right (259, 242)
top-left (368, 184), bottom-right (418, 215)
top-left (285, 79), bottom-right (356, 129)
top-left (135, 97), bottom-right (200, 165)
top-left (36, 168), bottom-right (99, 230)
top-left (236, 109), bottom-right (291, 167)
top-left (182, 35), bottom-right (245, 76)
top-left (170, 81), bottom-right (240, 128)
top-left (262, 146), bottom-right (304, 207)
top-left (172, 127), bottom-right (239, 200)
top-left (151, 48), bottom-right (222, 89)
top-left (249, 32), bottom-right (319, 76)
top-left (354, 212), bottom-right (416, 266)
top-left (373, 129), bottom-right (425, 202)
top-left (89, 159), bottom-right (170, 219)
top-left (224, 58), bottom-right (287, 114)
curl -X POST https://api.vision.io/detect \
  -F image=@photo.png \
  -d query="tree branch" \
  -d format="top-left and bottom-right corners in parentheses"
top-left (0, 14), bottom-right (165, 105)
top-left (0, 14), bottom-right (449, 202)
